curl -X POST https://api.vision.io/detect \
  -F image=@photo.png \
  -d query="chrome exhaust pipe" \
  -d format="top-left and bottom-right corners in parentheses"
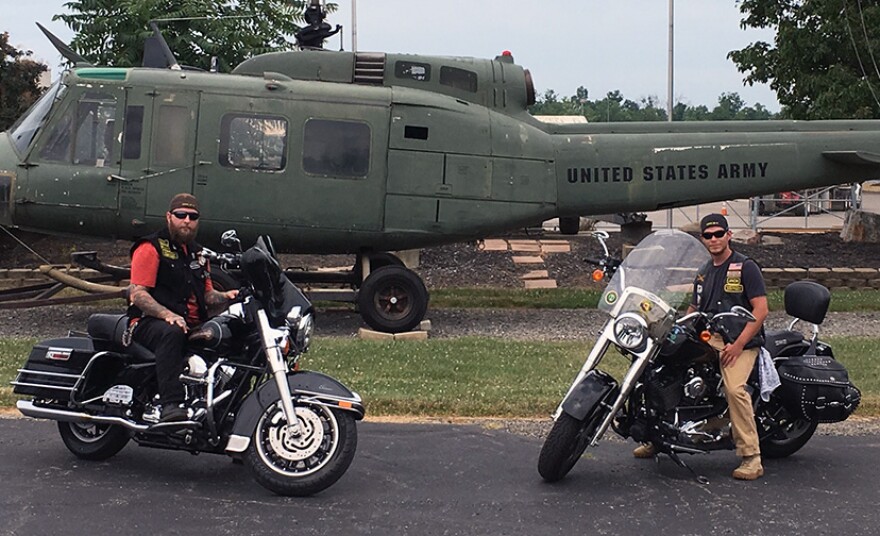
top-left (16, 400), bottom-right (151, 432)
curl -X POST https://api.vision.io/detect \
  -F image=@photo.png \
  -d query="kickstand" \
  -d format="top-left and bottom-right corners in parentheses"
top-left (667, 451), bottom-right (710, 485)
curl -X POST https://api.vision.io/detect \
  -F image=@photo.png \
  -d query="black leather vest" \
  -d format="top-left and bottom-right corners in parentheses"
top-left (128, 228), bottom-right (208, 324)
top-left (695, 250), bottom-right (765, 349)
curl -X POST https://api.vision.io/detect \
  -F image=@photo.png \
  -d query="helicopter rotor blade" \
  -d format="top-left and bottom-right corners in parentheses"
top-left (35, 22), bottom-right (93, 67)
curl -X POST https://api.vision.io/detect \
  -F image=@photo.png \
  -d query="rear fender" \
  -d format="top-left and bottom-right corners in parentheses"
top-left (561, 370), bottom-right (618, 421)
top-left (225, 371), bottom-right (364, 454)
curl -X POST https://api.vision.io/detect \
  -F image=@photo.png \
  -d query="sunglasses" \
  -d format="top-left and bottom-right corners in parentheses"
top-left (171, 211), bottom-right (200, 221)
top-left (702, 230), bottom-right (727, 240)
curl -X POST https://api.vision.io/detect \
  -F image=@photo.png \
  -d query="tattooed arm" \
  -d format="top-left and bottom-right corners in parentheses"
top-left (129, 284), bottom-right (188, 332)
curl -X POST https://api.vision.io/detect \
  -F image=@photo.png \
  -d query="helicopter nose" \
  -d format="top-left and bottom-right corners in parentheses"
top-left (0, 173), bottom-right (11, 227)
top-left (0, 136), bottom-right (15, 228)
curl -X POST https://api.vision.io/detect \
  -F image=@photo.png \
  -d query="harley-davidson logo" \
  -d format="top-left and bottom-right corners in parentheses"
top-left (46, 348), bottom-right (72, 361)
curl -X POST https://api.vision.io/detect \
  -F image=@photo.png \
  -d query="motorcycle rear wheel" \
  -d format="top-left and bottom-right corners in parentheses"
top-left (245, 400), bottom-right (358, 496)
top-left (57, 421), bottom-right (131, 461)
top-left (759, 415), bottom-right (818, 459)
top-left (538, 411), bottom-right (604, 482)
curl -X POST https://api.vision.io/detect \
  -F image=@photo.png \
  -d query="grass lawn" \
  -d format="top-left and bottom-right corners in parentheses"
top-left (2, 335), bottom-right (877, 418)
top-left (425, 288), bottom-right (880, 312)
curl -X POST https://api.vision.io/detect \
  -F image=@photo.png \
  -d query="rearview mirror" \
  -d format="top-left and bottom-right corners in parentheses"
top-left (221, 229), bottom-right (242, 251)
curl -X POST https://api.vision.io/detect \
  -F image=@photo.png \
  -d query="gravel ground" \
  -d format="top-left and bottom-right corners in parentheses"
top-left (3, 305), bottom-right (878, 341)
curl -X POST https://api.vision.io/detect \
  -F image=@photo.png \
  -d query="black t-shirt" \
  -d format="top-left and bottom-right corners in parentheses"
top-left (692, 256), bottom-right (766, 313)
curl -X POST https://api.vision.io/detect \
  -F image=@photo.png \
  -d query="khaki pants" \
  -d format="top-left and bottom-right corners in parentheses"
top-left (708, 334), bottom-right (760, 458)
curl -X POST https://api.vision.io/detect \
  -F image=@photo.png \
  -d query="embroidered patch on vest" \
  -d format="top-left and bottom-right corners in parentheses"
top-left (724, 276), bottom-right (744, 293)
top-left (158, 239), bottom-right (179, 260)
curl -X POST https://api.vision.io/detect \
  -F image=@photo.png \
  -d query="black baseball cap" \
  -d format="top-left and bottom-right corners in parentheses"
top-left (700, 213), bottom-right (729, 233)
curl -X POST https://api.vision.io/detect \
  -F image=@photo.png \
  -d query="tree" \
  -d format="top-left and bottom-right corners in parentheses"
top-left (0, 32), bottom-right (48, 132)
top-left (730, 0), bottom-right (880, 119)
top-left (55, 0), bottom-right (337, 72)
top-left (529, 87), bottom-right (775, 122)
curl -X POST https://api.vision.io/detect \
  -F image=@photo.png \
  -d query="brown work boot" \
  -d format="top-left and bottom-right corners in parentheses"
top-left (732, 454), bottom-right (764, 480)
top-left (632, 443), bottom-right (655, 459)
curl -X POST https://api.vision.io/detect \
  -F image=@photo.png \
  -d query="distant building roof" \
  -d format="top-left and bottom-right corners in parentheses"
top-left (533, 115), bottom-right (588, 124)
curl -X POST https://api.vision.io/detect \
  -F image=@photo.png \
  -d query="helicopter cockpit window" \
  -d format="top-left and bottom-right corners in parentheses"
top-left (302, 119), bottom-right (370, 179)
top-left (439, 66), bottom-right (478, 93)
top-left (39, 91), bottom-right (117, 167)
top-left (9, 81), bottom-right (66, 155)
top-left (395, 61), bottom-right (431, 82)
top-left (219, 114), bottom-right (289, 171)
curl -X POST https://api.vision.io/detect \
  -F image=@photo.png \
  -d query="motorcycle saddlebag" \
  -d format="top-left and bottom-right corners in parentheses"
top-left (776, 355), bottom-right (860, 423)
top-left (11, 337), bottom-right (94, 400)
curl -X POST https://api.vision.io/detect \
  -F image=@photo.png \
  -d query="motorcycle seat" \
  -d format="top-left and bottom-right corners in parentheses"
top-left (87, 314), bottom-right (155, 362)
top-left (763, 329), bottom-right (806, 358)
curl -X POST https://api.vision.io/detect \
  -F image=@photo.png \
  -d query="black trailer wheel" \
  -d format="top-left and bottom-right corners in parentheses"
top-left (538, 408), bottom-right (606, 482)
top-left (245, 401), bottom-right (358, 497)
top-left (357, 265), bottom-right (428, 333)
top-left (559, 216), bottom-right (581, 235)
top-left (57, 421), bottom-right (131, 461)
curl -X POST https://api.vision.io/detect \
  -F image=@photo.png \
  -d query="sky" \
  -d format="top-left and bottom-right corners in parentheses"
top-left (5, 0), bottom-right (781, 111)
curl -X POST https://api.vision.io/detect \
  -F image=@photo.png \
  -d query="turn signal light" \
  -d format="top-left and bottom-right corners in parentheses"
top-left (700, 330), bottom-right (712, 342)
top-left (591, 269), bottom-right (605, 282)
top-left (338, 401), bottom-right (353, 409)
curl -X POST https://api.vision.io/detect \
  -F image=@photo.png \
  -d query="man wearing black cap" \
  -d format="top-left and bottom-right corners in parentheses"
top-left (127, 193), bottom-right (238, 422)
top-left (634, 213), bottom-right (768, 480)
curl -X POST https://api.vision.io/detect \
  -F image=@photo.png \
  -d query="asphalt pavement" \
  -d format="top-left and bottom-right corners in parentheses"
top-left (1, 418), bottom-right (878, 535)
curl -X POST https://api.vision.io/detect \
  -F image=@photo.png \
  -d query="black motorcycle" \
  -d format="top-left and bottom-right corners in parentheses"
top-left (13, 231), bottom-right (364, 496)
top-left (538, 230), bottom-right (860, 483)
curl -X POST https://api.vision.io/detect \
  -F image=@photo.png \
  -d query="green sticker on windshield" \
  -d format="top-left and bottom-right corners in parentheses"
top-left (604, 291), bottom-right (618, 305)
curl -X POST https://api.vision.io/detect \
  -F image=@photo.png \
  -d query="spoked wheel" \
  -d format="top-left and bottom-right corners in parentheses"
top-left (758, 406), bottom-right (818, 459)
top-left (57, 421), bottom-right (131, 461)
top-left (245, 400), bottom-right (358, 496)
top-left (357, 265), bottom-right (429, 333)
top-left (538, 410), bottom-right (606, 482)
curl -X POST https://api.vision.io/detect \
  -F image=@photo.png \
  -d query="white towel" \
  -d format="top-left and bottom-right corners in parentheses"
top-left (758, 347), bottom-right (781, 402)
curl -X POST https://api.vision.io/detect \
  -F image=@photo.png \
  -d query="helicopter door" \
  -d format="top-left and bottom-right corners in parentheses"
top-left (21, 87), bottom-right (123, 235)
top-left (129, 90), bottom-right (201, 220)
top-left (193, 95), bottom-right (389, 241)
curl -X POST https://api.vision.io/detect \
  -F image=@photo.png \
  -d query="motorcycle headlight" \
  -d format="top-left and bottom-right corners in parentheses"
top-left (613, 313), bottom-right (648, 350)
top-left (295, 313), bottom-right (314, 351)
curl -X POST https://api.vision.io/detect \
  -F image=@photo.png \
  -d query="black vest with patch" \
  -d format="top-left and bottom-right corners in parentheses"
top-left (695, 250), bottom-right (765, 349)
top-left (128, 228), bottom-right (208, 323)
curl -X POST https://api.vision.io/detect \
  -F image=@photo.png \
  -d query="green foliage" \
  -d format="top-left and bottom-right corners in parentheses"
top-left (55, 0), bottom-right (337, 72)
top-left (0, 32), bottom-right (48, 131)
top-left (529, 86), bottom-right (775, 122)
top-left (731, 0), bottom-right (880, 119)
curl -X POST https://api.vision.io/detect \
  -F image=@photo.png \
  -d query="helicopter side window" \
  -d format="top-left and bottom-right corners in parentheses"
top-left (122, 106), bottom-right (144, 160)
top-left (395, 61), bottom-right (431, 82)
top-left (154, 105), bottom-right (189, 166)
top-left (39, 91), bottom-right (116, 167)
top-left (219, 114), bottom-right (289, 171)
top-left (302, 119), bottom-right (370, 179)
top-left (439, 66), bottom-right (478, 93)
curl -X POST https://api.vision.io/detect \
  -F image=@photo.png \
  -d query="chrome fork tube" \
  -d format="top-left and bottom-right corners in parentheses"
top-left (257, 309), bottom-right (301, 436)
top-left (590, 339), bottom-right (658, 446)
top-left (552, 320), bottom-right (615, 419)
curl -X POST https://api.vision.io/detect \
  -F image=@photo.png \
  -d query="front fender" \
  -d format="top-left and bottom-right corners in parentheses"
top-left (561, 370), bottom-right (618, 421)
top-left (225, 370), bottom-right (365, 454)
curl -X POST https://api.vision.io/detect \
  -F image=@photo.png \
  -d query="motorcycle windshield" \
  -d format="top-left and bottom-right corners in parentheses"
top-left (242, 236), bottom-right (312, 325)
top-left (598, 229), bottom-right (709, 315)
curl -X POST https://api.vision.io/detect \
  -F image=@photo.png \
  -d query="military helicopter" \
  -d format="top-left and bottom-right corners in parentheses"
top-left (2, 1), bottom-right (880, 332)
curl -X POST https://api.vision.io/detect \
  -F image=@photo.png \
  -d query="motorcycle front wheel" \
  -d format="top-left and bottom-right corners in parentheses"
top-left (245, 400), bottom-right (358, 496)
top-left (57, 421), bottom-right (131, 461)
top-left (538, 410), bottom-right (606, 482)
